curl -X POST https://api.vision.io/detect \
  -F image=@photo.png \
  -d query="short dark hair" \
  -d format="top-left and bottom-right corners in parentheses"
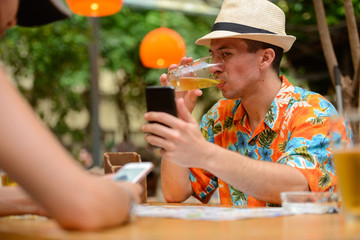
top-left (243, 39), bottom-right (283, 75)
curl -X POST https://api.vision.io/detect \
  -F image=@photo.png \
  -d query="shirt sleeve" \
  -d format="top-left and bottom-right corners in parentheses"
top-left (189, 168), bottom-right (218, 203)
top-left (189, 104), bottom-right (219, 203)
top-left (277, 99), bottom-right (348, 192)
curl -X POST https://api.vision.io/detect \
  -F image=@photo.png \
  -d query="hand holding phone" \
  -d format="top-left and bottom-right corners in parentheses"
top-left (112, 162), bottom-right (154, 183)
top-left (145, 86), bottom-right (177, 148)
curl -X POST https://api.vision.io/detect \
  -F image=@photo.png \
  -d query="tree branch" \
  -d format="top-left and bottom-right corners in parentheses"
top-left (355, 59), bottom-right (360, 108)
top-left (344, 0), bottom-right (360, 107)
top-left (344, 0), bottom-right (360, 71)
top-left (312, 0), bottom-right (339, 87)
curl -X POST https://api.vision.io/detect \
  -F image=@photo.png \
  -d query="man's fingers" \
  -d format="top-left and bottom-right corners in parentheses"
top-left (144, 133), bottom-right (175, 151)
top-left (143, 112), bottom-right (181, 129)
top-left (118, 182), bottom-right (143, 204)
top-left (177, 98), bottom-right (197, 124)
top-left (160, 73), bottom-right (168, 86)
top-left (179, 57), bottom-right (193, 66)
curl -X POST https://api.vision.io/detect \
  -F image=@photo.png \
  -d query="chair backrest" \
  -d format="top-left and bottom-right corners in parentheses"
top-left (103, 152), bottom-right (147, 203)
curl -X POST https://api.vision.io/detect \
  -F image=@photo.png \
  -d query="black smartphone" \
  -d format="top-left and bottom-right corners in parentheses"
top-left (145, 86), bottom-right (177, 120)
top-left (145, 86), bottom-right (177, 148)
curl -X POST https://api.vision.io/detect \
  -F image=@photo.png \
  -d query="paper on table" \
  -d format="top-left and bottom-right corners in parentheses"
top-left (135, 205), bottom-right (285, 221)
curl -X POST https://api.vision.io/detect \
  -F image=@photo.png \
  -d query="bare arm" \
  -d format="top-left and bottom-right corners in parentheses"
top-left (160, 158), bottom-right (193, 202)
top-left (158, 58), bottom-right (201, 203)
top-left (204, 147), bottom-right (309, 204)
top-left (0, 187), bottom-right (47, 216)
top-left (0, 66), bottom-right (142, 230)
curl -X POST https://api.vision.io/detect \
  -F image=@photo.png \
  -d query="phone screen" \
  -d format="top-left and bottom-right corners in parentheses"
top-left (113, 162), bottom-right (154, 183)
top-left (113, 168), bottom-right (146, 182)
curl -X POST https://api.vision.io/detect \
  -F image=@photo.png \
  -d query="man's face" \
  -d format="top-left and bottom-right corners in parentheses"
top-left (0, 0), bottom-right (19, 37)
top-left (209, 38), bottom-right (263, 100)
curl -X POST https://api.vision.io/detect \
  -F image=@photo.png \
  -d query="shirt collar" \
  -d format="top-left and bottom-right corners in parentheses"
top-left (233, 76), bottom-right (295, 131)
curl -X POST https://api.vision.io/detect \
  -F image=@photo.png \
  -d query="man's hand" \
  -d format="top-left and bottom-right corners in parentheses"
top-left (143, 98), bottom-right (211, 168)
top-left (160, 57), bottom-right (203, 113)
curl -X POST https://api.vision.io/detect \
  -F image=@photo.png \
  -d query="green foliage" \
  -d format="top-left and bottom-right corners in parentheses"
top-left (0, 15), bottom-right (90, 153)
top-left (0, 7), bottom-right (215, 155)
top-left (278, 0), bottom-right (359, 26)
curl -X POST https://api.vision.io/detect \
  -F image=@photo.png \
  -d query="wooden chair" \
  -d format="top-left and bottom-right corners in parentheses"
top-left (103, 152), bottom-right (147, 203)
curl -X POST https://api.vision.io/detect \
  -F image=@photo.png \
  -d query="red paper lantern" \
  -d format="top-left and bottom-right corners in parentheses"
top-left (140, 27), bottom-right (186, 69)
top-left (65, 0), bottom-right (123, 17)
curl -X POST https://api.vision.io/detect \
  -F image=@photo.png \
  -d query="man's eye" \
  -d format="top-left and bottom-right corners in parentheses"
top-left (221, 52), bottom-right (231, 57)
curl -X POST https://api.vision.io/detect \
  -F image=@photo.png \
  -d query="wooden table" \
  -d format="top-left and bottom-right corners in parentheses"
top-left (0, 203), bottom-right (359, 240)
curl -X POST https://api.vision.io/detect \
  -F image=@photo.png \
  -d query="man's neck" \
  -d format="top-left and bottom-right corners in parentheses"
top-left (242, 74), bottom-right (282, 132)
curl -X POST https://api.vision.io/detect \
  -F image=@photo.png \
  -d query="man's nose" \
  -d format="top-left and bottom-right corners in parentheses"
top-left (210, 55), bottom-right (225, 74)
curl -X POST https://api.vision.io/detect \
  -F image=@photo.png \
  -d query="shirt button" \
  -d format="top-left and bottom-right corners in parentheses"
top-left (249, 139), bottom-right (256, 146)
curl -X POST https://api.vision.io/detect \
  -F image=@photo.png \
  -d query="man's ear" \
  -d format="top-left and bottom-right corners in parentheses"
top-left (259, 48), bottom-right (275, 69)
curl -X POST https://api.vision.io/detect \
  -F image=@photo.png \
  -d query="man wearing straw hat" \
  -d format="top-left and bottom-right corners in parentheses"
top-left (143, 0), bottom-right (344, 206)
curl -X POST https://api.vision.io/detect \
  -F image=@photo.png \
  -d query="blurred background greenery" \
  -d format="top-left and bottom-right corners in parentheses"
top-left (0, 0), bottom-right (358, 168)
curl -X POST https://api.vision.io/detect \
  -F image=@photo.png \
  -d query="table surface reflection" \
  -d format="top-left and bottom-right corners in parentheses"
top-left (0, 202), bottom-right (359, 240)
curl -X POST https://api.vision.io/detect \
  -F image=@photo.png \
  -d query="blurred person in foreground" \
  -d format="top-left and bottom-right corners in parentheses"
top-left (0, 0), bottom-right (141, 230)
top-left (142, 0), bottom-right (347, 207)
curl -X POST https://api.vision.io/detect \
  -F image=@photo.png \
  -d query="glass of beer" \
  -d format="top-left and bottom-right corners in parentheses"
top-left (331, 111), bottom-right (360, 222)
top-left (167, 55), bottom-right (227, 91)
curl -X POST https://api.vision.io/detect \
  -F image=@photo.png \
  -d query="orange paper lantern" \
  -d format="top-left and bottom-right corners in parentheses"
top-left (140, 27), bottom-right (186, 69)
top-left (65, 0), bottom-right (123, 17)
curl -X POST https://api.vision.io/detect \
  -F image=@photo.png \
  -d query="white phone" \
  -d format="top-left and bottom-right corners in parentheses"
top-left (112, 162), bottom-right (154, 183)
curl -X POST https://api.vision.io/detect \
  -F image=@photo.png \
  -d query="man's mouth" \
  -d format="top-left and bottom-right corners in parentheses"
top-left (217, 81), bottom-right (226, 89)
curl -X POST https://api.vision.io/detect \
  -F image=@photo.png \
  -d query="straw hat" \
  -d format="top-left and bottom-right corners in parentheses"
top-left (195, 0), bottom-right (296, 52)
top-left (17, 0), bottom-right (72, 27)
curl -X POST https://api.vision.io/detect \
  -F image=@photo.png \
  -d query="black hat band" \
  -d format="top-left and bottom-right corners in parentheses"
top-left (211, 22), bottom-right (275, 35)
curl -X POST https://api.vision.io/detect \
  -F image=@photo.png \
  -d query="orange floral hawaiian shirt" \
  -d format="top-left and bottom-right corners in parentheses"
top-left (190, 76), bottom-right (344, 207)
